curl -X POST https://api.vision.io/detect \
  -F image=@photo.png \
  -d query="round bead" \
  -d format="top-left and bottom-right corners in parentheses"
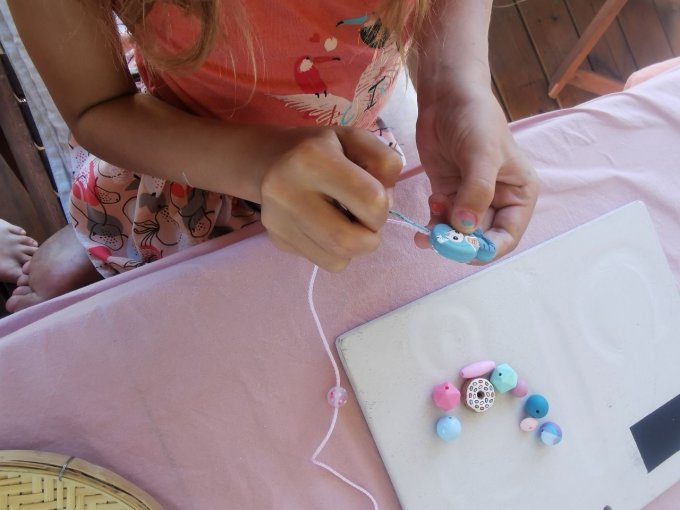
top-left (327, 386), bottom-right (348, 408)
top-left (539, 421), bottom-right (563, 445)
top-left (459, 360), bottom-right (496, 379)
top-left (524, 394), bottom-right (549, 418)
top-left (489, 363), bottom-right (519, 393)
top-left (432, 381), bottom-right (461, 411)
top-left (463, 378), bottom-right (495, 413)
top-left (519, 417), bottom-right (539, 432)
top-left (436, 415), bottom-right (462, 442)
top-left (510, 378), bottom-right (529, 398)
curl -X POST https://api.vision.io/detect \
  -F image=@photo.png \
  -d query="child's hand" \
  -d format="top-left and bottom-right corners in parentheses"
top-left (258, 126), bottom-right (403, 272)
top-left (414, 88), bottom-right (539, 260)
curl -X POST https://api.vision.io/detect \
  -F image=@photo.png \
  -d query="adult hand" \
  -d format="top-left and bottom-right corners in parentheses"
top-left (414, 87), bottom-right (539, 261)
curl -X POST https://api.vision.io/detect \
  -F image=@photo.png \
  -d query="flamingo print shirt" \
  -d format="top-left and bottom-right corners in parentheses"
top-left (135, 1), bottom-right (403, 129)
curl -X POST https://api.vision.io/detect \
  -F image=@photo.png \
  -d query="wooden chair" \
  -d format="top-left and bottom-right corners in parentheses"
top-left (0, 42), bottom-right (66, 240)
top-left (0, 42), bottom-right (67, 317)
top-left (549, 0), bottom-right (629, 99)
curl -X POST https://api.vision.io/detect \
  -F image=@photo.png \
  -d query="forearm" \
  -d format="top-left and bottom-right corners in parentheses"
top-left (10, 0), bottom-right (269, 202)
top-left (73, 92), bottom-right (276, 203)
top-left (414, 0), bottom-right (493, 104)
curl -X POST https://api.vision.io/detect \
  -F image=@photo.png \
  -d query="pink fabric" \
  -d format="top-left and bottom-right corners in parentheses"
top-left (625, 57), bottom-right (680, 89)
top-left (1, 65), bottom-right (680, 508)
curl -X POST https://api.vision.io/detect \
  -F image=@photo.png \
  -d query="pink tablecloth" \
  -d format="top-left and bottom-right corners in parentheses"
top-left (1, 63), bottom-right (679, 509)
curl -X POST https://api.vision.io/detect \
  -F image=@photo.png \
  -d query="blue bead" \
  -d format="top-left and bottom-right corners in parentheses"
top-left (429, 224), bottom-right (479, 263)
top-left (473, 229), bottom-right (497, 262)
top-left (489, 363), bottom-right (518, 393)
top-left (524, 394), bottom-right (549, 418)
top-left (436, 415), bottom-right (462, 442)
top-left (539, 421), bottom-right (563, 445)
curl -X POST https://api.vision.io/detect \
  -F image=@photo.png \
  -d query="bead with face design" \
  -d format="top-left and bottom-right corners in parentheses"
top-left (429, 224), bottom-right (497, 263)
top-left (429, 224), bottom-right (479, 263)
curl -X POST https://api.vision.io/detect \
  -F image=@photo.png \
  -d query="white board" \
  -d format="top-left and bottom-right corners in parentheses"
top-left (337, 202), bottom-right (680, 510)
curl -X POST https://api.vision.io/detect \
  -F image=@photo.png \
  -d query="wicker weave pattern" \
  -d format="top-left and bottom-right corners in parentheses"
top-left (0, 472), bottom-right (134, 509)
top-left (0, 452), bottom-right (161, 510)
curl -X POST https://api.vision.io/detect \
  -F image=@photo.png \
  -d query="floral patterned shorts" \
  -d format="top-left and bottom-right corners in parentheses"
top-left (68, 124), bottom-right (403, 278)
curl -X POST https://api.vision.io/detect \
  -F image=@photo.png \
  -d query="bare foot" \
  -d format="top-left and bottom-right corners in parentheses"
top-left (0, 219), bottom-right (38, 284)
top-left (5, 225), bottom-right (101, 313)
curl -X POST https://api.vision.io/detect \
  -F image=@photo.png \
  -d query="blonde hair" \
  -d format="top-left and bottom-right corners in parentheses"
top-left (105, 0), bottom-right (431, 71)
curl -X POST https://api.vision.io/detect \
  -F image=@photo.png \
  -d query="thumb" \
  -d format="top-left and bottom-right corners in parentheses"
top-left (450, 163), bottom-right (496, 233)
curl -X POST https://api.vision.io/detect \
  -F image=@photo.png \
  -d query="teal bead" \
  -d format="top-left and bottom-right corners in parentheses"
top-left (473, 229), bottom-right (497, 262)
top-left (436, 415), bottom-right (462, 442)
top-left (524, 394), bottom-right (549, 418)
top-left (539, 421), bottom-right (563, 445)
top-left (489, 363), bottom-right (518, 393)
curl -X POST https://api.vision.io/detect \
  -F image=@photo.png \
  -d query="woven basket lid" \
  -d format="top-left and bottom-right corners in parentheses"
top-left (0, 450), bottom-right (163, 509)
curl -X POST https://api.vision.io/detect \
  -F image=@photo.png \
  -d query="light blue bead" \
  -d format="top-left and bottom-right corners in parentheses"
top-left (436, 415), bottom-right (462, 442)
top-left (539, 421), bottom-right (563, 445)
top-left (473, 229), bottom-right (497, 262)
top-left (489, 363), bottom-right (518, 393)
top-left (429, 224), bottom-right (478, 263)
top-left (524, 394), bottom-right (549, 418)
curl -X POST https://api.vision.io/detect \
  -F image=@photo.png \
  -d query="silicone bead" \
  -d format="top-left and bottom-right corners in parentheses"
top-left (432, 382), bottom-right (461, 411)
top-left (327, 386), bottom-right (348, 408)
top-left (539, 422), bottom-right (563, 445)
top-left (473, 229), bottom-right (497, 263)
top-left (520, 417), bottom-right (539, 432)
top-left (459, 360), bottom-right (496, 379)
top-left (524, 394), bottom-right (549, 418)
top-left (510, 378), bottom-right (529, 398)
top-left (463, 378), bottom-right (495, 413)
top-left (436, 415), bottom-right (462, 442)
top-left (429, 224), bottom-right (479, 263)
top-left (489, 363), bottom-right (519, 393)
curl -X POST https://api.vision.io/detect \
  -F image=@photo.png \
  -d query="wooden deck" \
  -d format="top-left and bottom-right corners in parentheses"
top-left (489, 0), bottom-right (680, 120)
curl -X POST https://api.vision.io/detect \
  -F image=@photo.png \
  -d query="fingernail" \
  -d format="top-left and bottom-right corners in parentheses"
top-left (456, 210), bottom-right (477, 229)
top-left (428, 193), bottom-right (447, 216)
top-left (429, 201), bottom-right (444, 216)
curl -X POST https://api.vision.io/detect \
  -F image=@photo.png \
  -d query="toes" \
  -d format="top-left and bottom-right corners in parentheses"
top-left (5, 289), bottom-right (42, 313)
top-left (20, 245), bottom-right (38, 258)
top-left (1, 220), bottom-right (26, 236)
top-left (18, 235), bottom-right (39, 247)
top-left (11, 285), bottom-right (32, 297)
top-left (21, 259), bottom-right (31, 275)
top-left (16, 273), bottom-right (29, 286)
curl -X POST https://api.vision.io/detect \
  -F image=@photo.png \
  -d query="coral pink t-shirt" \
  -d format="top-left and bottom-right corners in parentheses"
top-left (136, 2), bottom-right (403, 129)
top-left (69, 2), bottom-right (407, 278)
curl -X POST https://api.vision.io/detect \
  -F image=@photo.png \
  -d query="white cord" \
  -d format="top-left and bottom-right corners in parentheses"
top-left (308, 216), bottom-right (426, 509)
top-left (308, 265), bottom-right (380, 509)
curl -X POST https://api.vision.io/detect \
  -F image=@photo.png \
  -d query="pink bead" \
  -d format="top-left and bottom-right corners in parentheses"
top-left (510, 378), bottom-right (529, 398)
top-left (459, 360), bottom-right (496, 379)
top-left (520, 417), bottom-right (539, 432)
top-left (432, 381), bottom-right (461, 411)
top-left (327, 386), bottom-right (348, 408)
